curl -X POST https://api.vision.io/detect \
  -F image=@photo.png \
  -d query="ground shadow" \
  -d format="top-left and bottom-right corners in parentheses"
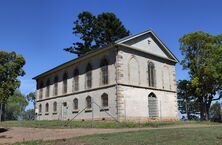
top-left (0, 128), bottom-right (8, 133)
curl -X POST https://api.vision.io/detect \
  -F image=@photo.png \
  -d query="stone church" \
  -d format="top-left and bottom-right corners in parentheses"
top-left (33, 29), bottom-right (179, 121)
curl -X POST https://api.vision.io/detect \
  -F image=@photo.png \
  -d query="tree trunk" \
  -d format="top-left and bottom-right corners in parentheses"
top-left (185, 99), bottom-right (190, 120)
top-left (199, 97), bottom-right (205, 120)
top-left (0, 103), bottom-right (2, 122)
top-left (2, 104), bottom-right (6, 121)
top-left (205, 100), bottom-right (211, 121)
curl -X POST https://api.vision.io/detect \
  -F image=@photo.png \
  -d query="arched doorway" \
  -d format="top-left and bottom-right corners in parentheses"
top-left (148, 93), bottom-right (158, 117)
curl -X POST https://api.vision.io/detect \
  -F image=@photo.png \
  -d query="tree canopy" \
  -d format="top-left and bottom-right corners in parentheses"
top-left (0, 51), bottom-right (25, 121)
top-left (177, 80), bottom-right (199, 120)
top-left (179, 31), bottom-right (222, 120)
top-left (5, 90), bottom-right (28, 120)
top-left (0, 51), bottom-right (25, 103)
top-left (64, 11), bottom-right (130, 56)
top-left (209, 101), bottom-right (222, 122)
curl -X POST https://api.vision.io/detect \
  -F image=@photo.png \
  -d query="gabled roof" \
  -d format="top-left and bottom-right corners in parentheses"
top-left (116, 29), bottom-right (179, 62)
top-left (33, 29), bottom-right (178, 80)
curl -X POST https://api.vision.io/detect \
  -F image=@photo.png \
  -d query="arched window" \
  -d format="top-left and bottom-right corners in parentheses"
top-left (39, 104), bottom-right (42, 113)
top-left (45, 103), bottom-right (49, 112)
top-left (63, 72), bottom-right (68, 94)
top-left (39, 81), bottom-right (43, 99)
top-left (46, 78), bottom-right (50, 98)
top-left (53, 102), bottom-right (57, 112)
top-left (73, 69), bottom-right (79, 91)
top-left (148, 62), bottom-right (156, 87)
top-left (73, 98), bottom-right (78, 110)
top-left (54, 76), bottom-right (58, 96)
top-left (86, 96), bottom-right (92, 109)
top-left (100, 58), bottom-right (109, 85)
top-left (101, 93), bottom-right (108, 107)
top-left (148, 93), bottom-right (158, 117)
top-left (128, 57), bottom-right (139, 85)
top-left (86, 63), bottom-right (92, 88)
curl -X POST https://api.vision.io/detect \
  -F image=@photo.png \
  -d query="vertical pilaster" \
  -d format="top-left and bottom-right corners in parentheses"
top-left (115, 48), bottom-right (125, 121)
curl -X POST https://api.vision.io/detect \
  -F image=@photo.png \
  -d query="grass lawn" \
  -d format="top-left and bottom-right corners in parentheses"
top-left (0, 120), bottom-right (219, 128)
top-left (13, 126), bottom-right (222, 145)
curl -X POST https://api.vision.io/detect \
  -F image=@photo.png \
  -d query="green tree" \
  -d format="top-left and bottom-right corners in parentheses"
top-left (5, 90), bottom-right (28, 120)
top-left (95, 12), bottom-right (130, 48)
top-left (177, 80), bottom-right (199, 120)
top-left (64, 11), bottom-right (130, 56)
top-left (0, 51), bottom-right (25, 121)
top-left (26, 92), bottom-right (36, 107)
top-left (26, 92), bottom-right (36, 119)
top-left (179, 32), bottom-right (222, 120)
top-left (209, 102), bottom-right (222, 122)
top-left (22, 109), bottom-right (35, 120)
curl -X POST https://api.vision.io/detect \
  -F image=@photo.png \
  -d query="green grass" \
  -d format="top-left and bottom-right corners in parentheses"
top-left (0, 120), bottom-right (219, 129)
top-left (13, 126), bottom-right (222, 145)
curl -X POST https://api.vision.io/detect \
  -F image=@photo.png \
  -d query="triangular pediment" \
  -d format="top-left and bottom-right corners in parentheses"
top-left (116, 30), bottom-right (178, 62)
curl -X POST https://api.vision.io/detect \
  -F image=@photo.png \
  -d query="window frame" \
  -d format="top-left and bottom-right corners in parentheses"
top-left (101, 93), bottom-right (108, 108)
top-left (39, 104), bottom-right (42, 113)
top-left (39, 81), bottom-right (44, 99)
top-left (46, 78), bottom-right (50, 98)
top-left (148, 62), bottom-right (156, 87)
top-left (100, 59), bottom-right (109, 85)
top-left (45, 103), bottom-right (49, 113)
top-left (73, 69), bottom-right (79, 91)
top-left (86, 64), bottom-right (92, 89)
top-left (148, 93), bottom-right (158, 117)
top-left (53, 102), bottom-right (57, 112)
top-left (73, 98), bottom-right (78, 110)
top-left (54, 76), bottom-right (58, 96)
top-left (86, 96), bottom-right (92, 109)
top-left (63, 72), bottom-right (68, 94)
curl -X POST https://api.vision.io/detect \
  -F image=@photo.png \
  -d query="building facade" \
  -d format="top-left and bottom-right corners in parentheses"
top-left (33, 30), bottom-right (179, 122)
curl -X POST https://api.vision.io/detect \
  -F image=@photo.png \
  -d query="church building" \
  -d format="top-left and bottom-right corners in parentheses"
top-left (33, 29), bottom-right (179, 121)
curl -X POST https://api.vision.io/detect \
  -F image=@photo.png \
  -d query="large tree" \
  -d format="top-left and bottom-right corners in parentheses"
top-left (64, 11), bottom-right (130, 56)
top-left (5, 90), bottom-right (28, 120)
top-left (177, 80), bottom-right (199, 120)
top-left (209, 101), bottom-right (222, 122)
top-left (179, 31), bottom-right (222, 120)
top-left (0, 51), bottom-right (25, 121)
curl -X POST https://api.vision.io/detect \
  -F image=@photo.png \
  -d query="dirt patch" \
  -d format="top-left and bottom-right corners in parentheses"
top-left (0, 124), bottom-right (219, 144)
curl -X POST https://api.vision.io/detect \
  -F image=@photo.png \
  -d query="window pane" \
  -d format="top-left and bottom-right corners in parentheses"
top-left (86, 96), bottom-right (91, 109)
top-left (73, 98), bottom-right (78, 110)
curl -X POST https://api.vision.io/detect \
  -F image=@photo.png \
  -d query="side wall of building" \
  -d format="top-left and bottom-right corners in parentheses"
top-left (116, 47), bottom-right (178, 121)
top-left (36, 48), bottom-right (118, 120)
top-left (37, 86), bottom-right (117, 120)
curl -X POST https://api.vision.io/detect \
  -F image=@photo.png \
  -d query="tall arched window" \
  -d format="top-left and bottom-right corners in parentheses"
top-left (54, 76), bottom-right (58, 96)
top-left (148, 62), bottom-right (156, 87)
top-left (39, 104), bottom-right (42, 113)
top-left (148, 93), bottom-right (158, 117)
top-left (86, 63), bottom-right (92, 88)
top-left (128, 57), bottom-right (139, 85)
top-left (53, 102), bottom-right (57, 112)
top-left (86, 96), bottom-right (92, 109)
top-left (46, 78), bottom-right (50, 98)
top-left (100, 58), bottom-right (109, 85)
top-left (73, 69), bottom-right (79, 91)
top-left (63, 72), bottom-right (68, 94)
top-left (45, 103), bottom-right (49, 112)
top-left (101, 93), bottom-right (108, 107)
top-left (73, 98), bottom-right (78, 110)
top-left (39, 81), bottom-right (43, 99)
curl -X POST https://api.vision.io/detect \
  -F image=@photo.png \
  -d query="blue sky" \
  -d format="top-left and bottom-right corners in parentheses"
top-left (1, 0), bottom-right (222, 109)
